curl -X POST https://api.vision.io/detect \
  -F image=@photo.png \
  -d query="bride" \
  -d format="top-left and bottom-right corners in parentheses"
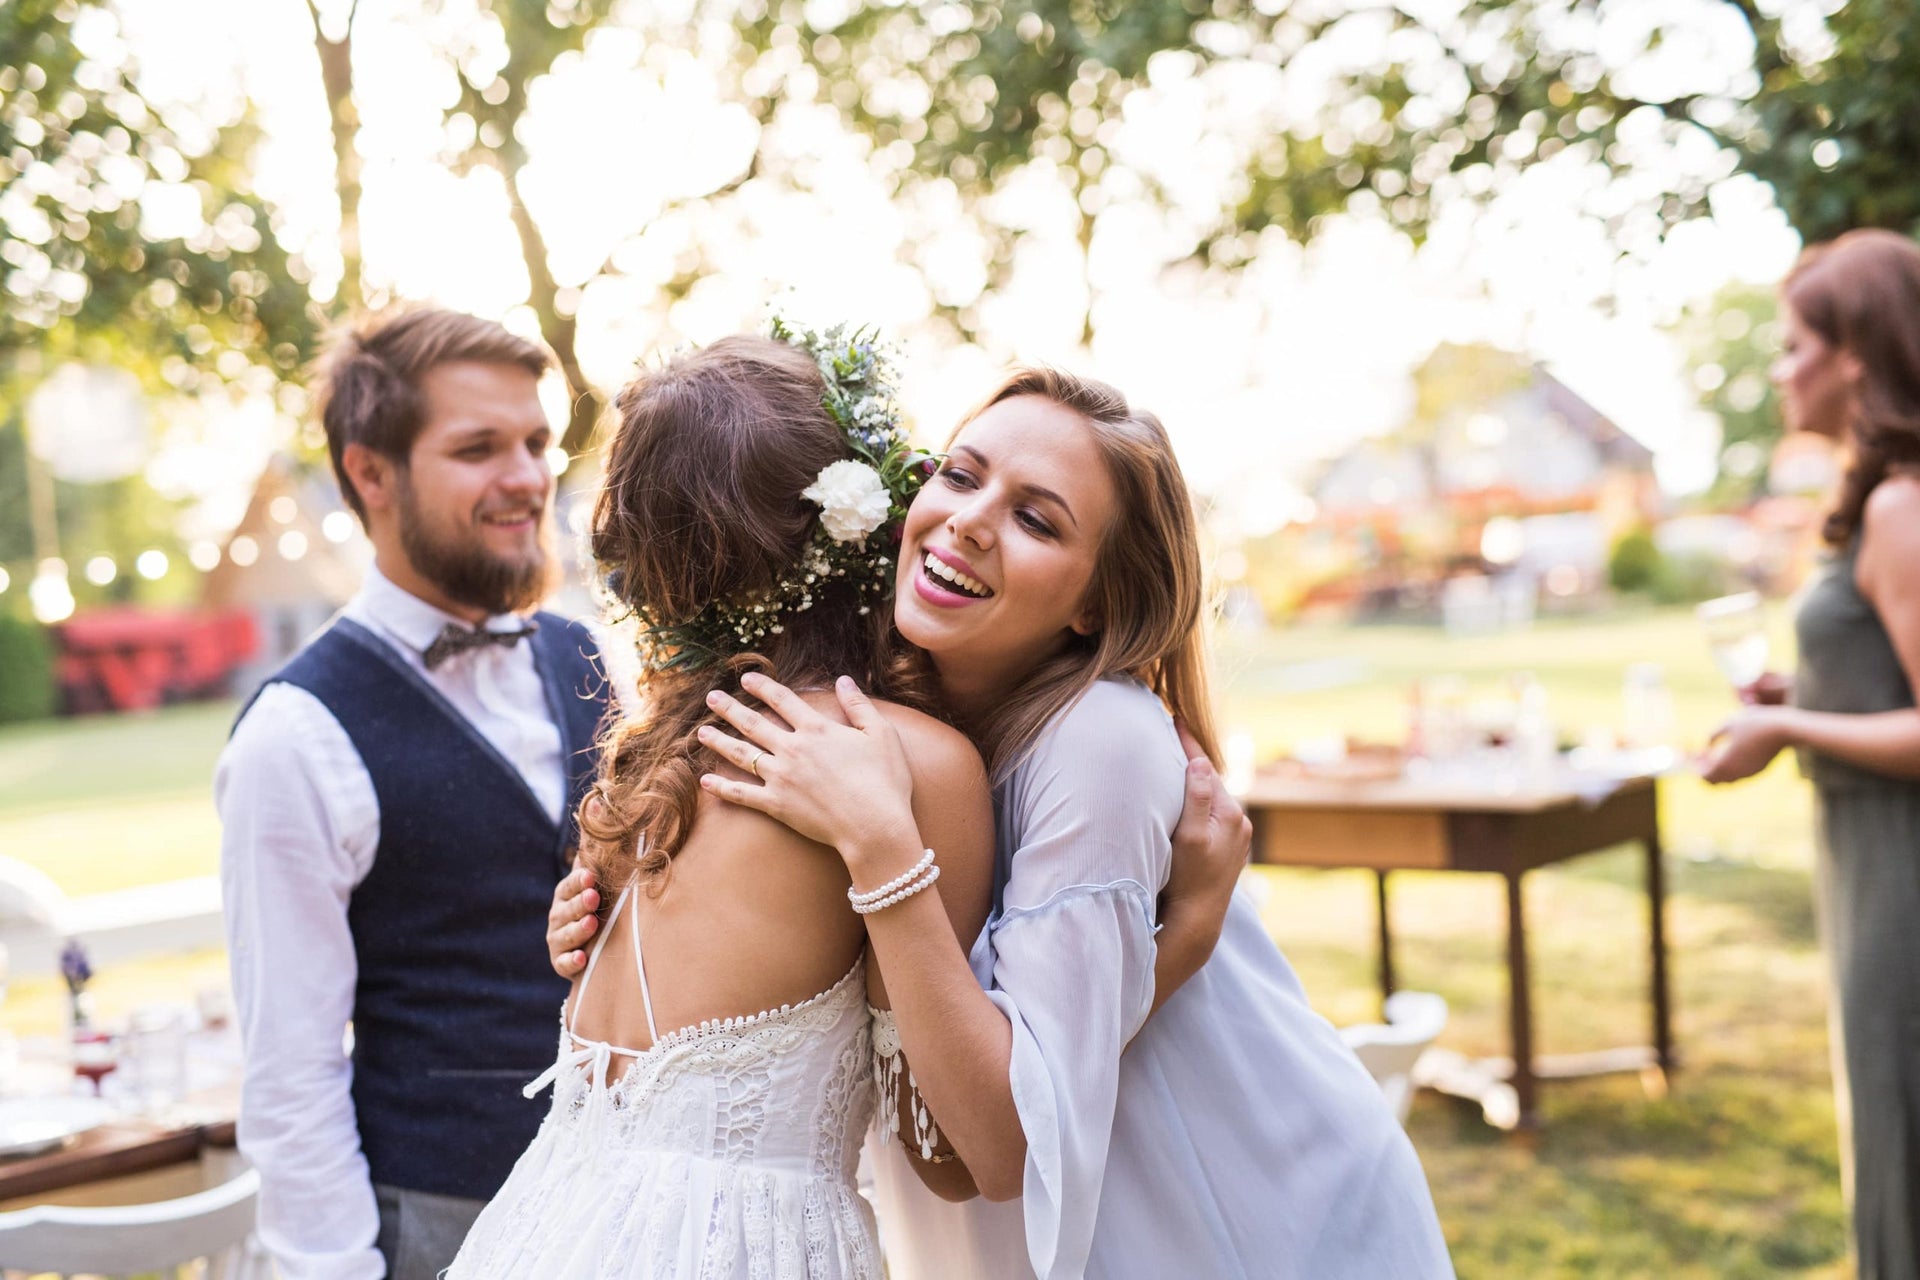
top-left (445, 324), bottom-right (998, 1277)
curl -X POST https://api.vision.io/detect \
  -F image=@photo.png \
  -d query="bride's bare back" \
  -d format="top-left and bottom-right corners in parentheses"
top-left (567, 693), bottom-right (994, 1073)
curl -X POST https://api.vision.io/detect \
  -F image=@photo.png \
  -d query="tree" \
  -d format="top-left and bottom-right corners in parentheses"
top-left (0, 0), bottom-right (322, 570)
top-left (748, 0), bottom-right (1273, 347)
top-left (0, 2), bottom-right (320, 378)
top-left (1716, 0), bottom-right (1920, 243)
top-left (774, 0), bottom-right (1914, 345)
top-left (302, 0), bottom-right (790, 454)
top-left (1250, 0), bottom-right (1920, 247)
top-left (302, 0), bottom-right (607, 449)
top-left (1671, 282), bottom-right (1779, 501)
top-left (286, 0), bottom-right (1906, 466)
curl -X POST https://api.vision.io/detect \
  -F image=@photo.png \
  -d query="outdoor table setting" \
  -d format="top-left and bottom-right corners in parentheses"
top-left (1230, 666), bottom-right (1689, 1140)
top-left (1227, 591), bottom-right (1783, 1138)
top-left (0, 966), bottom-right (242, 1209)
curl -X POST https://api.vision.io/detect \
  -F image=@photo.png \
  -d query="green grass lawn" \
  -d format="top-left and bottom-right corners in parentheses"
top-left (1217, 606), bottom-right (1844, 1278)
top-left (0, 607), bottom-right (1851, 1276)
top-left (0, 698), bottom-right (236, 896)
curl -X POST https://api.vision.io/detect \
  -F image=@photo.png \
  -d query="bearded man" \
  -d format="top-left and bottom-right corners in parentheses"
top-left (216, 309), bottom-right (606, 1280)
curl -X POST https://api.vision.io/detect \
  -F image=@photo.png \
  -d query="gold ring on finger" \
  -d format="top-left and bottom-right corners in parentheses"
top-left (748, 748), bottom-right (766, 779)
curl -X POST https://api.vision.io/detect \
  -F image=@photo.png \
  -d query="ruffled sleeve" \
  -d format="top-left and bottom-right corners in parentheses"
top-left (986, 679), bottom-right (1186, 1279)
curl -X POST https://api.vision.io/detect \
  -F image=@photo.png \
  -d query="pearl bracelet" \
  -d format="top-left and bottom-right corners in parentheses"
top-left (850, 864), bottom-right (940, 915)
top-left (848, 848), bottom-right (936, 906)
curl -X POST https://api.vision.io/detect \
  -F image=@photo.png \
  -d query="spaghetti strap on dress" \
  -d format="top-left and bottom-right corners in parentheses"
top-left (446, 885), bottom-right (883, 1279)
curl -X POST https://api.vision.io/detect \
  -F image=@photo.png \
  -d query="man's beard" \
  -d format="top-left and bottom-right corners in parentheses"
top-left (397, 474), bottom-right (553, 616)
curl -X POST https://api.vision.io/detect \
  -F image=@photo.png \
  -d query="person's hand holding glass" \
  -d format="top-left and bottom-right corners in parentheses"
top-left (1697, 591), bottom-right (1795, 784)
top-left (1697, 592), bottom-right (1790, 704)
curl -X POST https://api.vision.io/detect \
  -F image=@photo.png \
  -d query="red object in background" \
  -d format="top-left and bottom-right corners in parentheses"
top-left (52, 608), bottom-right (259, 714)
top-left (72, 1028), bottom-right (118, 1097)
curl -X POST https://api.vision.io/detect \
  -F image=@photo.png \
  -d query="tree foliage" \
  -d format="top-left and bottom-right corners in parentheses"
top-left (307, 0), bottom-right (790, 453)
top-left (771, 0), bottom-right (1916, 338)
top-left (1671, 281), bottom-right (1780, 501)
top-left (7, 0), bottom-right (1911, 517)
top-left (1729, 0), bottom-right (1920, 243)
top-left (289, 0), bottom-right (1918, 461)
top-left (1271, 0), bottom-right (1920, 247)
top-left (752, 0), bottom-right (1270, 342)
top-left (0, 0), bottom-right (320, 378)
top-left (306, 0), bottom-right (623, 450)
top-left (0, 0), bottom-right (323, 578)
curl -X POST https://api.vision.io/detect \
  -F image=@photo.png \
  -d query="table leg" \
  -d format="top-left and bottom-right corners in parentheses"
top-left (1375, 869), bottom-right (1396, 1016)
top-left (1647, 833), bottom-right (1674, 1078)
top-left (1505, 870), bottom-right (1539, 1133)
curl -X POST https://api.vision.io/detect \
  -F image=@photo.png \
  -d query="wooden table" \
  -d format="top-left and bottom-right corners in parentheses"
top-left (0, 1110), bottom-right (237, 1207)
top-left (0, 1025), bottom-right (242, 1207)
top-left (1242, 768), bottom-right (1672, 1136)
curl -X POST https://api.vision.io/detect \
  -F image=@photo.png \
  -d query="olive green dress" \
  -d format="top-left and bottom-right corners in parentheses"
top-left (1796, 542), bottom-right (1920, 1280)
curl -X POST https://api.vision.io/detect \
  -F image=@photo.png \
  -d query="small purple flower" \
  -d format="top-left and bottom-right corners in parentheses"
top-left (59, 938), bottom-right (93, 995)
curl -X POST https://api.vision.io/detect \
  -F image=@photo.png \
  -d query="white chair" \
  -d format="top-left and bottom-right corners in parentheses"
top-left (0, 1167), bottom-right (268, 1280)
top-left (1339, 990), bottom-right (1449, 1124)
top-left (0, 855), bottom-right (67, 977)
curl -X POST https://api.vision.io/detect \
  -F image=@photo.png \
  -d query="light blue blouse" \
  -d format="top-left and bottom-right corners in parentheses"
top-left (869, 678), bottom-right (1454, 1279)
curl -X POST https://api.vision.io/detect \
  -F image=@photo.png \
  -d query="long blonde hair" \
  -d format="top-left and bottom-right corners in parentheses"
top-left (944, 367), bottom-right (1220, 779)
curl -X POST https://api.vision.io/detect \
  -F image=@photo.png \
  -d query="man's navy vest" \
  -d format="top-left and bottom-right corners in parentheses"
top-left (241, 612), bottom-right (606, 1200)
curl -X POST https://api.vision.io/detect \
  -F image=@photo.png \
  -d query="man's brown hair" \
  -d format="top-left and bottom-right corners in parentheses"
top-left (315, 308), bottom-right (552, 521)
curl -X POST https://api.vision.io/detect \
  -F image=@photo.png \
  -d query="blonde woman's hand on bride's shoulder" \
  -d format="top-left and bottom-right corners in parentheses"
top-left (698, 673), bottom-right (922, 877)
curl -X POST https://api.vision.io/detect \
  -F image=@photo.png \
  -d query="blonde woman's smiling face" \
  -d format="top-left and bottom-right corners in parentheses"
top-left (894, 395), bottom-right (1119, 706)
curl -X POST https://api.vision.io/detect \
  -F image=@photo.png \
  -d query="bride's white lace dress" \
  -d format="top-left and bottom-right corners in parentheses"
top-left (446, 885), bottom-right (883, 1279)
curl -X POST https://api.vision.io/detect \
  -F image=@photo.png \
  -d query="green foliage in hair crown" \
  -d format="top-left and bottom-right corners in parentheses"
top-left (617, 317), bottom-right (937, 674)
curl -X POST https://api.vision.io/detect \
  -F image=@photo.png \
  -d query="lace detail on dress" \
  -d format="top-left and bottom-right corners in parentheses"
top-left (448, 910), bottom-right (881, 1279)
top-left (868, 1006), bottom-right (942, 1161)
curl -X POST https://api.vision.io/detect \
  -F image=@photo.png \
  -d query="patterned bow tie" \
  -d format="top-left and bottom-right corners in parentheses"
top-left (422, 620), bottom-right (538, 670)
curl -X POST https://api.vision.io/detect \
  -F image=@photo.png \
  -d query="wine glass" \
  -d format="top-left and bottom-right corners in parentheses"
top-left (1697, 592), bottom-right (1769, 690)
top-left (72, 1028), bottom-right (119, 1097)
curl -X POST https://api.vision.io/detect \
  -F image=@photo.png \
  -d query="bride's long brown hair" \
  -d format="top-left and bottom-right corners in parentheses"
top-left (1781, 229), bottom-right (1920, 547)
top-left (577, 335), bottom-right (933, 894)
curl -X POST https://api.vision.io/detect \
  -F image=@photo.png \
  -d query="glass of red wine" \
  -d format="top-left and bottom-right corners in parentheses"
top-left (72, 1027), bottom-right (119, 1097)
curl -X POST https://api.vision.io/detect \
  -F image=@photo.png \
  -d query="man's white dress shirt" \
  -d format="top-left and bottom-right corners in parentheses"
top-left (216, 566), bottom-right (567, 1280)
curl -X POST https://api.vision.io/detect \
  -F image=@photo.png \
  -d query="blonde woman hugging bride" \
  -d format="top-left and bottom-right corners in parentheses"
top-left (531, 321), bottom-right (1454, 1278)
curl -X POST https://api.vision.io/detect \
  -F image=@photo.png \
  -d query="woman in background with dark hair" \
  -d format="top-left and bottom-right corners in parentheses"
top-left (1703, 229), bottom-right (1920, 1278)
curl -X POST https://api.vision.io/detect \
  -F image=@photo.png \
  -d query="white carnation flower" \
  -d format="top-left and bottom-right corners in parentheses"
top-left (803, 460), bottom-right (892, 544)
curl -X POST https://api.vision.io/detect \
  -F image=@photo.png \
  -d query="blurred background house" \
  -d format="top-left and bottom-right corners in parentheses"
top-left (1245, 344), bottom-right (1660, 627)
top-left (201, 455), bottom-right (364, 695)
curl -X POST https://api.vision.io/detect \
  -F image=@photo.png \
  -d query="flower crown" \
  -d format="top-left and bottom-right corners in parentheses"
top-left (616, 316), bottom-right (935, 674)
